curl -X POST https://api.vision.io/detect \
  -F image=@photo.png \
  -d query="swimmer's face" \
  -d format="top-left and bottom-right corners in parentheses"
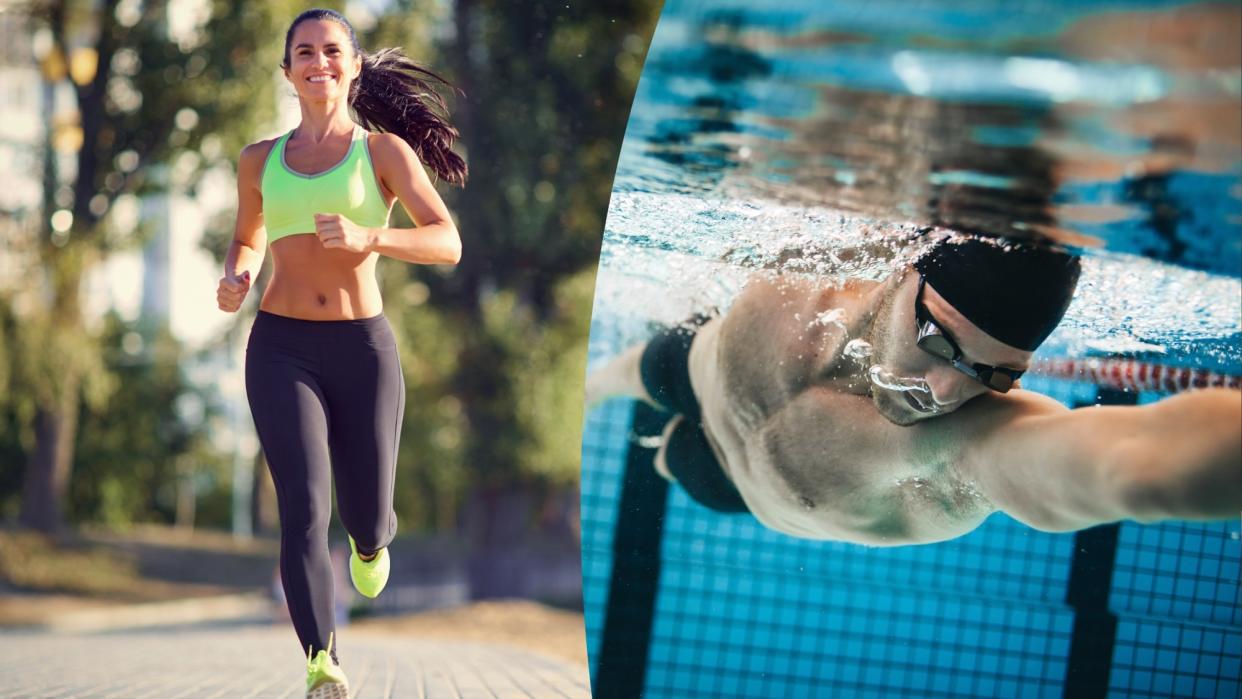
top-left (868, 270), bottom-right (1034, 426)
top-left (283, 19), bottom-right (362, 105)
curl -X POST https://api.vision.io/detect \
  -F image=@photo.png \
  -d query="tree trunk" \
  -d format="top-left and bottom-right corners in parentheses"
top-left (18, 371), bottom-right (81, 533)
top-left (452, 0), bottom-right (475, 153)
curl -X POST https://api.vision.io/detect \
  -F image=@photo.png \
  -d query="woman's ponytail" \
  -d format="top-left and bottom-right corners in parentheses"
top-left (350, 49), bottom-right (468, 187)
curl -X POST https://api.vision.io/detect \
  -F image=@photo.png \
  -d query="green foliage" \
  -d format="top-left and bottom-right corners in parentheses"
top-left (0, 304), bottom-right (26, 520)
top-left (383, 279), bottom-right (471, 531)
top-left (437, 0), bottom-right (661, 300)
top-left (1, 249), bottom-right (114, 419)
top-left (1, 0), bottom-right (310, 531)
top-left (378, 267), bottom-right (595, 531)
top-left (38, 0), bottom-right (304, 247)
top-left (67, 312), bottom-right (230, 528)
top-left (0, 307), bottom-right (230, 528)
top-left (356, 0), bottom-right (443, 60)
top-left (394, 0), bottom-right (662, 515)
top-left (506, 266), bottom-right (598, 481)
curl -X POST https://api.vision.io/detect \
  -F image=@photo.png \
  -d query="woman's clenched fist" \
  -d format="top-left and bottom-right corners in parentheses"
top-left (217, 270), bottom-right (251, 313)
top-left (314, 213), bottom-right (374, 253)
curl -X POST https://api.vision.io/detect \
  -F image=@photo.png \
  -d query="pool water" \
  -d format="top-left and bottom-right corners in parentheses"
top-left (583, 0), bottom-right (1241, 697)
top-left (592, 0), bottom-right (1241, 371)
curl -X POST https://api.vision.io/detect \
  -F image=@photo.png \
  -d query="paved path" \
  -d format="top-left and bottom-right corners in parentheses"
top-left (0, 626), bottom-right (591, 698)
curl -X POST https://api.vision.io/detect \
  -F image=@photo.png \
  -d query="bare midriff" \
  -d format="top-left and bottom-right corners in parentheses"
top-left (259, 234), bottom-right (384, 320)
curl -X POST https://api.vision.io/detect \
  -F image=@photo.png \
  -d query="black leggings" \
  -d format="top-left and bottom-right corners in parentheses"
top-left (245, 310), bottom-right (404, 660)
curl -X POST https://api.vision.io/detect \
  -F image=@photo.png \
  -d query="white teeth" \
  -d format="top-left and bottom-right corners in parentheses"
top-left (308, 75), bottom-right (333, 83)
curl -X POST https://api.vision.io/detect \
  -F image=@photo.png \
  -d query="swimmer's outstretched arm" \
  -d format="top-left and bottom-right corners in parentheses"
top-left (584, 343), bottom-right (654, 410)
top-left (959, 388), bottom-right (1241, 531)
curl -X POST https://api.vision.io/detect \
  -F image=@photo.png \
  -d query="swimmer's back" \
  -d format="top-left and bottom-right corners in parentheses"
top-left (714, 275), bottom-right (875, 423)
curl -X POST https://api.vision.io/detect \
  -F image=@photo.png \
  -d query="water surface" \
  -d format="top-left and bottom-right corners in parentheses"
top-left (594, 0), bottom-right (1241, 374)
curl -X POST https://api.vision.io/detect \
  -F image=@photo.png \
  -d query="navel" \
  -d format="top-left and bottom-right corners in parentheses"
top-left (316, 294), bottom-right (327, 306)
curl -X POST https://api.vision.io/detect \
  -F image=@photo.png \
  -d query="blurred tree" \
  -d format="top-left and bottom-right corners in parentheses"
top-left (7, 0), bottom-right (299, 532)
top-left (436, 0), bottom-right (659, 544)
top-left (67, 312), bottom-right (227, 528)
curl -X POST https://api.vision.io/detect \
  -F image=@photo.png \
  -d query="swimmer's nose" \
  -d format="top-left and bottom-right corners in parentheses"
top-left (925, 366), bottom-right (985, 409)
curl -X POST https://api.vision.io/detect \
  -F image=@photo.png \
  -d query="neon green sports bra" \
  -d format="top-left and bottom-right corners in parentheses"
top-left (260, 125), bottom-right (392, 243)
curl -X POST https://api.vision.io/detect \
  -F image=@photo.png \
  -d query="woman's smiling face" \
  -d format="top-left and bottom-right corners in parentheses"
top-left (284, 19), bottom-right (361, 104)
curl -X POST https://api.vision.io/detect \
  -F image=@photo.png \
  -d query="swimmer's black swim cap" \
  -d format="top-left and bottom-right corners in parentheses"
top-left (913, 236), bottom-right (1081, 351)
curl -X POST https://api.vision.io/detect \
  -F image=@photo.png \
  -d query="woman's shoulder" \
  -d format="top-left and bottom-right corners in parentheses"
top-left (240, 136), bottom-right (282, 167)
top-left (365, 131), bottom-right (419, 163)
top-left (236, 136), bottom-right (284, 187)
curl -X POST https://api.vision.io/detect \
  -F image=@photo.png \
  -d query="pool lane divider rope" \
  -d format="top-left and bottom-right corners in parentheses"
top-left (594, 401), bottom-right (671, 699)
top-left (1062, 386), bottom-right (1134, 698)
top-left (1031, 358), bottom-right (1239, 394)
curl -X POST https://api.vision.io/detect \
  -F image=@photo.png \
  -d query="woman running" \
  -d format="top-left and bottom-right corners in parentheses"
top-left (215, 8), bottom-right (466, 698)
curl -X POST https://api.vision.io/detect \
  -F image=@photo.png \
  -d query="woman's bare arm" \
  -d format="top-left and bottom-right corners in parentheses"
top-left (217, 141), bottom-right (272, 312)
top-left (226, 142), bottom-right (271, 278)
top-left (365, 132), bottom-right (462, 265)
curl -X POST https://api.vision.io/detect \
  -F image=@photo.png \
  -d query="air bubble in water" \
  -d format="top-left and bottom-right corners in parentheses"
top-left (844, 338), bottom-right (873, 359)
top-left (955, 480), bottom-right (986, 503)
top-left (868, 365), bottom-right (932, 394)
top-left (811, 307), bottom-right (847, 328)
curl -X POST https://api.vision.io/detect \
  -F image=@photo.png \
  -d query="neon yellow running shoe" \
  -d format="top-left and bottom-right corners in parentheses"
top-left (348, 536), bottom-right (390, 599)
top-left (306, 632), bottom-right (349, 699)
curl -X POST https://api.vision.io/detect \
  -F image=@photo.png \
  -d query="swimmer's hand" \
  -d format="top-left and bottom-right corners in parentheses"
top-left (314, 213), bottom-right (374, 253)
top-left (216, 270), bottom-right (251, 313)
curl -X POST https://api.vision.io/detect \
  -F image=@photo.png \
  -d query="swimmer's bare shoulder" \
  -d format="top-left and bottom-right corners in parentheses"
top-left (714, 274), bottom-right (878, 417)
top-left (714, 276), bottom-right (808, 416)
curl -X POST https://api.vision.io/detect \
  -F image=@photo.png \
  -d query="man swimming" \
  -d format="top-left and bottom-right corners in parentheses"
top-left (586, 234), bottom-right (1241, 545)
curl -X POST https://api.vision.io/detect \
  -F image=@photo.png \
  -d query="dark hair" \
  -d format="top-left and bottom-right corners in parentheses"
top-left (282, 8), bottom-right (467, 187)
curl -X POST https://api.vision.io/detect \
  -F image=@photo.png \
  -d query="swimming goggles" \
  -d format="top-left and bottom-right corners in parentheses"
top-left (915, 275), bottom-right (1023, 393)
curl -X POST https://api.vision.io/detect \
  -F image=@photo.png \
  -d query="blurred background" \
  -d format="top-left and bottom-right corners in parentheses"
top-left (0, 0), bottom-right (658, 663)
